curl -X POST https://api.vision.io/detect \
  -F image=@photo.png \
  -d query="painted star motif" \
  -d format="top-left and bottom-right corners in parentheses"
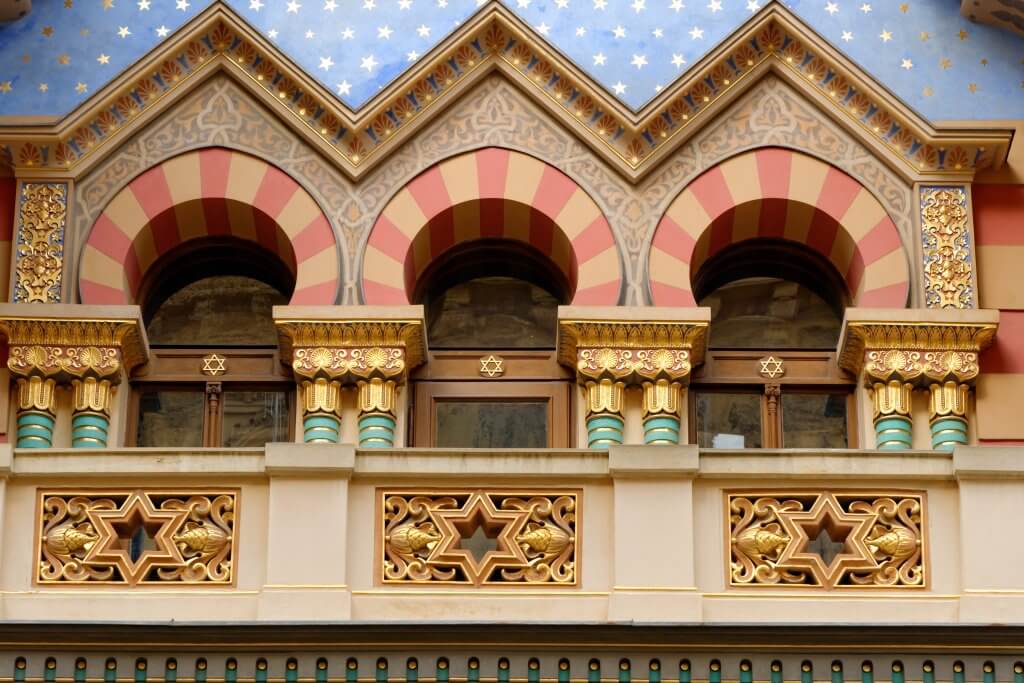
top-left (758, 355), bottom-right (785, 378)
top-left (901, 58), bottom-right (913, 70)
top-left (137, 0), bottom-right (150, 9)
top-left (707, 0), bottom-right (722, 10)
top-left (841, 30), bottom-right (853, 42)
top-left (775, 494), bottom-right (879, 587)
top-left (319, 56), bottom-right (334, 70)
top-left (593, 52), bottom-right (606, 65)
top-left (117, 26), bottom-right (131, 38)
top-left (324, 0), bottom-right (337, 8)
top-left (652, 28), bottom-right (663, 38)
top-left (361, 55), bottom-right (379, 72)
top-left (286, 0), bottom-right (301, 12)
top-left (305, 30), bottom-right (315, 39)
top-left (612, 25), bottom-right (626, 38)
top-left (631, 54), bottom-right (648, 69)
top-left (426, 492), bottom-right (531, 584)
top-left (631, 0), bottom-right (646, 12)
top-left (97, 53), bottom-right (111, 64)
top-left (612, 81), bottom-right (627, 94)
top-left (377, 25), bottom-right (393, 39)
top-left (82, 492), bottom-right (190, 584)
top-left (42, 25), bottom-right (55, 37)
top-left (671, 53), bottom-right (686, 68)
top-left (175, 0), bottom-right (189, 9)
top-left (859, 2), bottom-right (870, 11)
top-left (398, 0), bottom-right (413, 7)
top-left (593, 0), bottom-right (607, 8)
top-left (267, 28), bottom-right (278, 39)
top-left (825, 1), bottom-right (838, 15)
top-left (689, 26), bottom-right (704, 39)
top-left (336, 80), bottom-right (352, 95)
top-left (670, 0), bottom-right (685, 10)
top-left (407, 50), bottom-right (420, 61)
top-left (535, 22), bottom-right (551, 35)
top-left (155, 25), bottom-right (169, 37)
top-left (341, 26), bottom-right (355, 39)
top-left (0, 82), bottom-right (12, 94)
top-left (249, 0), bottom-right (263, 9)
top-left (556, 0), bottom-right (570, 7)
top-left (38, 83), bottom-right (48, 92)
top-left (879, 29), bottom-right (892, 42)
top-left (417, 24), bottom-right (430, 37)
top-left (575, 26), bottom-right (586, 36)
top-left (200, 353), bottom-right (226, 376)
top-left (746, 0), bottom-right (759, 11)
top-left (102, 0), bottom-right (114, 9)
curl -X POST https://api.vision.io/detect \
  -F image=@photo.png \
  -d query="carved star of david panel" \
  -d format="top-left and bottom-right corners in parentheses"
top-left (380, 489), bottom-right (579, 586)
top-left (728, 491), bottom-right (926, 589)
top-left (37, 489), bottom-right (238, 585)
top-left (201, 353), bottom-right (226, 376)
top-left (758, 356), bottom-right (785, 379)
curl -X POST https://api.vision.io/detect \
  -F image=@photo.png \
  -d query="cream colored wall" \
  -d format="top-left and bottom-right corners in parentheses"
top-left (0, 443), bottom-right (1022, 624)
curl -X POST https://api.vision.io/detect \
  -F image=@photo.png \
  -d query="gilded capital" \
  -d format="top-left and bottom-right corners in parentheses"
top-left (275, 306), bottom-right (426, 388)
top-left (837, 310), bottom-right (998, 389)
top-left (0, 307), bottom-right (149, 385)
top-left (557, 306), bottom-right (709, 390)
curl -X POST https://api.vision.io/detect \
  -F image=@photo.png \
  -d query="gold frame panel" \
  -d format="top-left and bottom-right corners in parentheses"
top-left (378, 488), bottom-right (581, 587)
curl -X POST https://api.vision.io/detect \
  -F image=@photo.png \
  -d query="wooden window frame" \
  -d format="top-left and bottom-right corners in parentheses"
top-left (127, 348), bottom-right (294, 447)
top-left (410, 350), bottom-right (574, 448)
top-left (689, 350), bottom-right (858, 449)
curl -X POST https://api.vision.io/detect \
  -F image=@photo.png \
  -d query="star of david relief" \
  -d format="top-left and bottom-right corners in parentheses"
top-left (201, 353), bottom-right (226, 376)
top-left (758, 356), bottom-right (785, 379)
top-left (381, 490), bottom-right (579, 585)
top-left (479, 355), bottom-right (504, 377)
top-left (728, 491), bottom-right (926, 588)
top-left (37, 489), bottom-right (238, 585)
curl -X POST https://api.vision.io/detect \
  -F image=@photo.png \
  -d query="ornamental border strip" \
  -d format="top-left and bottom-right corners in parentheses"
top-left (0, 3), bottom-right (1010, 181)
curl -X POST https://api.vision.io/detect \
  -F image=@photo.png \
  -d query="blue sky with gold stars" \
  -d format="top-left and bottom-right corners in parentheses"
top-left (0, 0), bottom-right (1021, 119)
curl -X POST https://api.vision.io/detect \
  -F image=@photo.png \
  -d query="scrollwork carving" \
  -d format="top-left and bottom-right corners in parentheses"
top-left (15, 183), bottom-right (66, 303)
top-left (921, 187), bottom-right (973, 309)
top-left (381, 490), bottom-right (579, 586)
top-left (728, 491), bottom-right (925, 589)
top-left (37, 490), bottom-right (237, 585)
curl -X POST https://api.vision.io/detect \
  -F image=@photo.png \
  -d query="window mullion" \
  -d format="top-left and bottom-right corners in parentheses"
top-left (763, 383), bottom-right (782, 448)
top-left (204, 382), bottom-right (223, 447)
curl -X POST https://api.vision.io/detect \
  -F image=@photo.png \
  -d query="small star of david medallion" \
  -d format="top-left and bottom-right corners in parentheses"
top-left (758, 355), bottom-right (785, 379)
top-left (479, 355), bottom-right (504, 377)
top-left (201, 353), bottom-right (226, 376)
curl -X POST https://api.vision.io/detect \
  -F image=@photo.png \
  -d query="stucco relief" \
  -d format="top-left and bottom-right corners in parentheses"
top-left (71, 76), bottom-right (358, 302)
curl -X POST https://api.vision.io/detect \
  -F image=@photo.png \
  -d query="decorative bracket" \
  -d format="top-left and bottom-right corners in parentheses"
top-left (275, 305), bottom-right (426, 446)
top-left (557, 306), bottom-right (709, 447)
top-left (837, 308), bottom-right (998, 450)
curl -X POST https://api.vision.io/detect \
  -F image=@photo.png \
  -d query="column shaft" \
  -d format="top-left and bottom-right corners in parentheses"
top-left (15, 376), bottom-right (57, 448)
top-left (641, 379), bottom-right (683, 445)
top-left (357, 378), bottom-right (398, 448)
top-left (929, 381), bottom-right (969, 451)
top-left (300, 378), bottom-right (343, 443)
top-left (584, 379), bottom-right (625, 448)
top-left (871, 380), bottom-right (914, 450)
top-left (71, 377), bottom-right (114, 448)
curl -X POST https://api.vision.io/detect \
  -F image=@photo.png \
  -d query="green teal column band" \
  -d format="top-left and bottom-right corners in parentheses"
top-left (875, 415), bottom-right (913, 450)
top-left (770, 663), bottom-right (783, 683)
top-left (72, 412), bottom-right (109, 448)
top-left (931, 416), bottom-right (968, 451)
top-left (17, 410), bottom-right (55, 448)
top-left (643, 415), bottom-right (680, 444)
top-left (304, 413), bottom-right (340, 443)
top-left (359, 413), bottom-right (396, 448)
top-left (587, 414), bottom-right (624, 448)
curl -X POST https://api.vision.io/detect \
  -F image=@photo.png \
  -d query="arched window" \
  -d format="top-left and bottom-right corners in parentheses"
top-left (410, 241), bottom-right (573, 448)
top-left (130, 240), bottom-right (295, 447)
top-left (689, 241), bottom-right (854, 449)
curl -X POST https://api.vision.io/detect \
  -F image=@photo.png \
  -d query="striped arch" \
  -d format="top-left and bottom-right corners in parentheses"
top-left (649, 147), bottom-right (909, 307)
top-left (79, 148), bottom-right (339, 305)
top-left (362, 147), bottom-right (621, 304)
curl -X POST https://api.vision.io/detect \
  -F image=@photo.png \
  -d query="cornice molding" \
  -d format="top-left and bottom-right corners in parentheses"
top-left (0, 2), bottom-right (1012, 182)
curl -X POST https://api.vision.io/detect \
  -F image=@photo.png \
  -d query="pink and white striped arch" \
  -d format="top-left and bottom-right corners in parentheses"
top-left (79, 148), bottom-right (339, 305)
top-left (649, 147), bottom-right (909, 307)
top-left (362, 147), bottom-right (622, 304)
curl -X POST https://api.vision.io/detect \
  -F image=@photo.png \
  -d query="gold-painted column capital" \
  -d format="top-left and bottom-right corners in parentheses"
top-left (556, 306), bottom-right (711, 388)
top-left (274, 305), bottom-right (427, 386)
top-left (0, 305), bottom-right (149, 384)
top-left (837, 309), bottom-right (999, 389)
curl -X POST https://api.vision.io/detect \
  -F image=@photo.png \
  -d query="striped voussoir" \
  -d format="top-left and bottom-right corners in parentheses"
top-left (362, 147), bottom-right (622, 305)
top-left (649, 148), bottom-right (909, 307)
top-left (79, 148), bottom-right (339, 305)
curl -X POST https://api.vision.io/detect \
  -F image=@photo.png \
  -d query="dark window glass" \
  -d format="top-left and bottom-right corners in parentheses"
top-left (426, 276), bottom-right (558, 349)
top-left (146, 275), bottom-right (287, 347)
top-left (699, 277), bottom-right (841, 350)
top-left (435, 400), bottom-right (548, 448)
top-left (136, 390), bottom-right (205, 447)
top-left (695, 392), bottom-right (762, 448)
top-left (222, 391), bottom-right (290, 446)
top-left (782, 393), bottom-right (848, 448)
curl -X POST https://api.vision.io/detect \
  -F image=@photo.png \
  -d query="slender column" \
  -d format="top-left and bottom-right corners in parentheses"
top-left (357, 378), bottom-right (398, 448)
top-left (71, 377), bottom-right (114, 448)
top-left (15, 375), bottom-right (57, 448)
top-left (584, 378), bottom-right (626, 448)
top-left (928, 381), bottom-right (969, 451)
top-left (641, 379), bottom-right (683, 445)
top-left (299, 377), bottom-right (343, 443)
top-left (871, 379), bottom-right (914, 450)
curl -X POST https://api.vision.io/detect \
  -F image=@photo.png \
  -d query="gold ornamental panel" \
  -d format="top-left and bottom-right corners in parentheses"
top-left (380, 489), bottom-right (579, 587)
top-left (36, 489), bottom-right (238, 586)
top-left (727, 490), bottom-right (926, 589)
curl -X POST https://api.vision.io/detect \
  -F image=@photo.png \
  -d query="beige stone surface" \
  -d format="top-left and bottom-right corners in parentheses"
top-left (0, 444), bottom-right (1017, 624)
